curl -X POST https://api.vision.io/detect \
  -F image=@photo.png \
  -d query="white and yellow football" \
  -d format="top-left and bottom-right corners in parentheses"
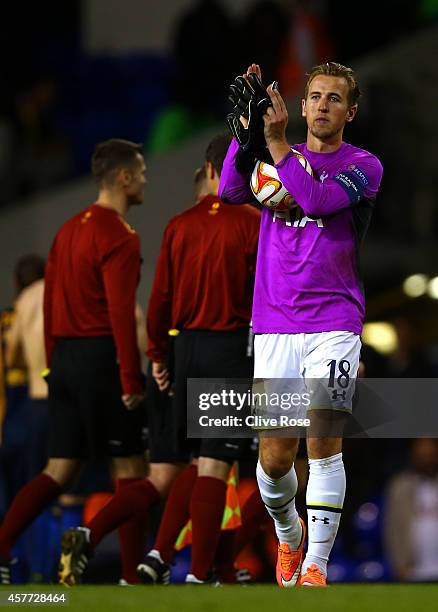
top-left (250, 150), bottom-right (313, 211)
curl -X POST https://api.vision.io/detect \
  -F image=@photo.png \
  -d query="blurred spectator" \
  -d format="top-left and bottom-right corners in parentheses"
top-left (0, 306), bottom-right (28, 509)
top-left (7, 255), bottom-right (47, 425)
top-left (0, 117), bottom-right (16, 206)
top-left (171, 0), bottom-right (236, 115)
top-left (419, 0), bottom-right (438, 22)
top-left (0, 78), bottom-right (72, 205)
top-left (3, 255), bottom-right (51, 581)
top-left (388, 315), bottom-right (437, 378)
top-left (277, 0), bottom-right (335, 98)
top-left (146, 106), bottom-right (213, 156)
top-left (358, 342), bottom-right (391, 378)
top-left (147, 0), bottom-right (237, 154)
top-left (0, 1), bottom-right (79, 204)
top-left (384, 438), bottom-right (438, 581)
top-left (326, 0), bottom-right (420, 62)
top-left (14, 78), bottom-right (72, 198)
top-left (0, 255), bottom-right (46, 509)
top-left (239, 1), bottom-right (290, 89)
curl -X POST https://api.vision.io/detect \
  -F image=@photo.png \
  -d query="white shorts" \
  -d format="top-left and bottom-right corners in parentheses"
top-left (253, 331), bottom-right (361, 413)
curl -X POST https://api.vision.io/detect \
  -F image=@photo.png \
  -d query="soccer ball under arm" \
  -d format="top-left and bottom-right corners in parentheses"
top-left (250, 150), bottom-right (312, 211)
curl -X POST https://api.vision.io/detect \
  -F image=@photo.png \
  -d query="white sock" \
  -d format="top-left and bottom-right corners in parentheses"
top-left (303, 452), bottom-right (346, 576)
top-left (256, 461), bottom-right (302, 549)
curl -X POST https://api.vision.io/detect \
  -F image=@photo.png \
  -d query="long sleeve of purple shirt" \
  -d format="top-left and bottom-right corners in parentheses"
top-left (219, 138), bottom-right (254, 204)
top-left (219, 138), bottom-right (381, 217)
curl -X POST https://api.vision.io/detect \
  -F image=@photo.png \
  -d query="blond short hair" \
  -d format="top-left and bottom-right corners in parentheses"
top-left (304, 62), bottom-right (361, 107)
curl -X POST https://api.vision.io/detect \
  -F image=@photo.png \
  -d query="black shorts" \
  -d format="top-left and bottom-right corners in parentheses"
top-left (145, 365), bottom-right (181, 464)
top-left (146, 329), bottom-right (253, 464)
top-left (48, 337), bottom-right (144, 459)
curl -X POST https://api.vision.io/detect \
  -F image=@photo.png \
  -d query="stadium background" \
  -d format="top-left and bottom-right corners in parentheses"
top-left (1, 0), bottom-right (438, 586)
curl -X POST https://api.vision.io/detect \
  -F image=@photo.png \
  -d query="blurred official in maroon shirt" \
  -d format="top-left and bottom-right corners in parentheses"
top-left (147, 193), bottom-right (260, 363)
top-left (44, 203), bottom-right (143, 395)
top-left (0, 139), bottom-right (149, 588)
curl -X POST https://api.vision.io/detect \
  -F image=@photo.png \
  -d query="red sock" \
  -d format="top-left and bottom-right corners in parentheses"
top-left (116, 478), bottom-right (149, 584)
top-left (215, 489), bottom-right (268, 582)
top-left (154, 464), bottom-right (197, 563)
top-left (87, 480), bottom-right (159, 550)
top-left (233, 488), bottom-right (269, 558)
top-left (0, 473), bottom-right (62, 558)
top-left (215, 529), bottom-right (237, 582)
top-left (190, 476), bottom-right (227, 581)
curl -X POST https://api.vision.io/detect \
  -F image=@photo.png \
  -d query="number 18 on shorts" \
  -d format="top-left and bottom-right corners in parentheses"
top-left (254, 331), bottom-right (361, 414)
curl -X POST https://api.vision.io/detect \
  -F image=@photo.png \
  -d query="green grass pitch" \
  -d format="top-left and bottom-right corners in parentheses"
top-left (2, 585), bottom-right (438, 612)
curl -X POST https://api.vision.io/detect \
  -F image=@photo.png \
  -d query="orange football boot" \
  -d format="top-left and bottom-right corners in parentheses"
top-left (298, 563), bottom-right (327, 587)
top-left (276, 518), bottom-right (306, 588)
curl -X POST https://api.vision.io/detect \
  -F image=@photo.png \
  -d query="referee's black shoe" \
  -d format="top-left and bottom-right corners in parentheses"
top-left (137, 549), bottom-right (171, 585)
top-left (58, 527), bottom-right (91, 586)
top-left (0, 558), bottom-right (11, 585)
top-left (235, 568), bottom-right (253, 585)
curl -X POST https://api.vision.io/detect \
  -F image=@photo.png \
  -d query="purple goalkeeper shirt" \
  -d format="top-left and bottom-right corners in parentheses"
top-left (219, 138), bottom-right (383, 335)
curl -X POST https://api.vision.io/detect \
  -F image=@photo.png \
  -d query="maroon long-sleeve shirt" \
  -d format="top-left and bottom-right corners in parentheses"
top-left (44, 203), bottom-right (143, 395)
top-left (147, 194), bottom-right (261, 362)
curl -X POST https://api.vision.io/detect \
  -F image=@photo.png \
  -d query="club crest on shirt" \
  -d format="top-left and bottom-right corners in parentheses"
top-left (208, 202), bottom-right (220, 215)
top-left (81, 211), bottom-right (92, 224)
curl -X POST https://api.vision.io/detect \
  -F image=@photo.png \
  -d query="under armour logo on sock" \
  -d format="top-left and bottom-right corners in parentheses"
top-left (311, 516), bottom-right (329, 524)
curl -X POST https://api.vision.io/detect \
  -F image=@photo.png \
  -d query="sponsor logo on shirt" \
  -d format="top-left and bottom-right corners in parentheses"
top-left (319, 171), bottom-right (329, 183)
top-left (273, 208), bottom-right (324, 228)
